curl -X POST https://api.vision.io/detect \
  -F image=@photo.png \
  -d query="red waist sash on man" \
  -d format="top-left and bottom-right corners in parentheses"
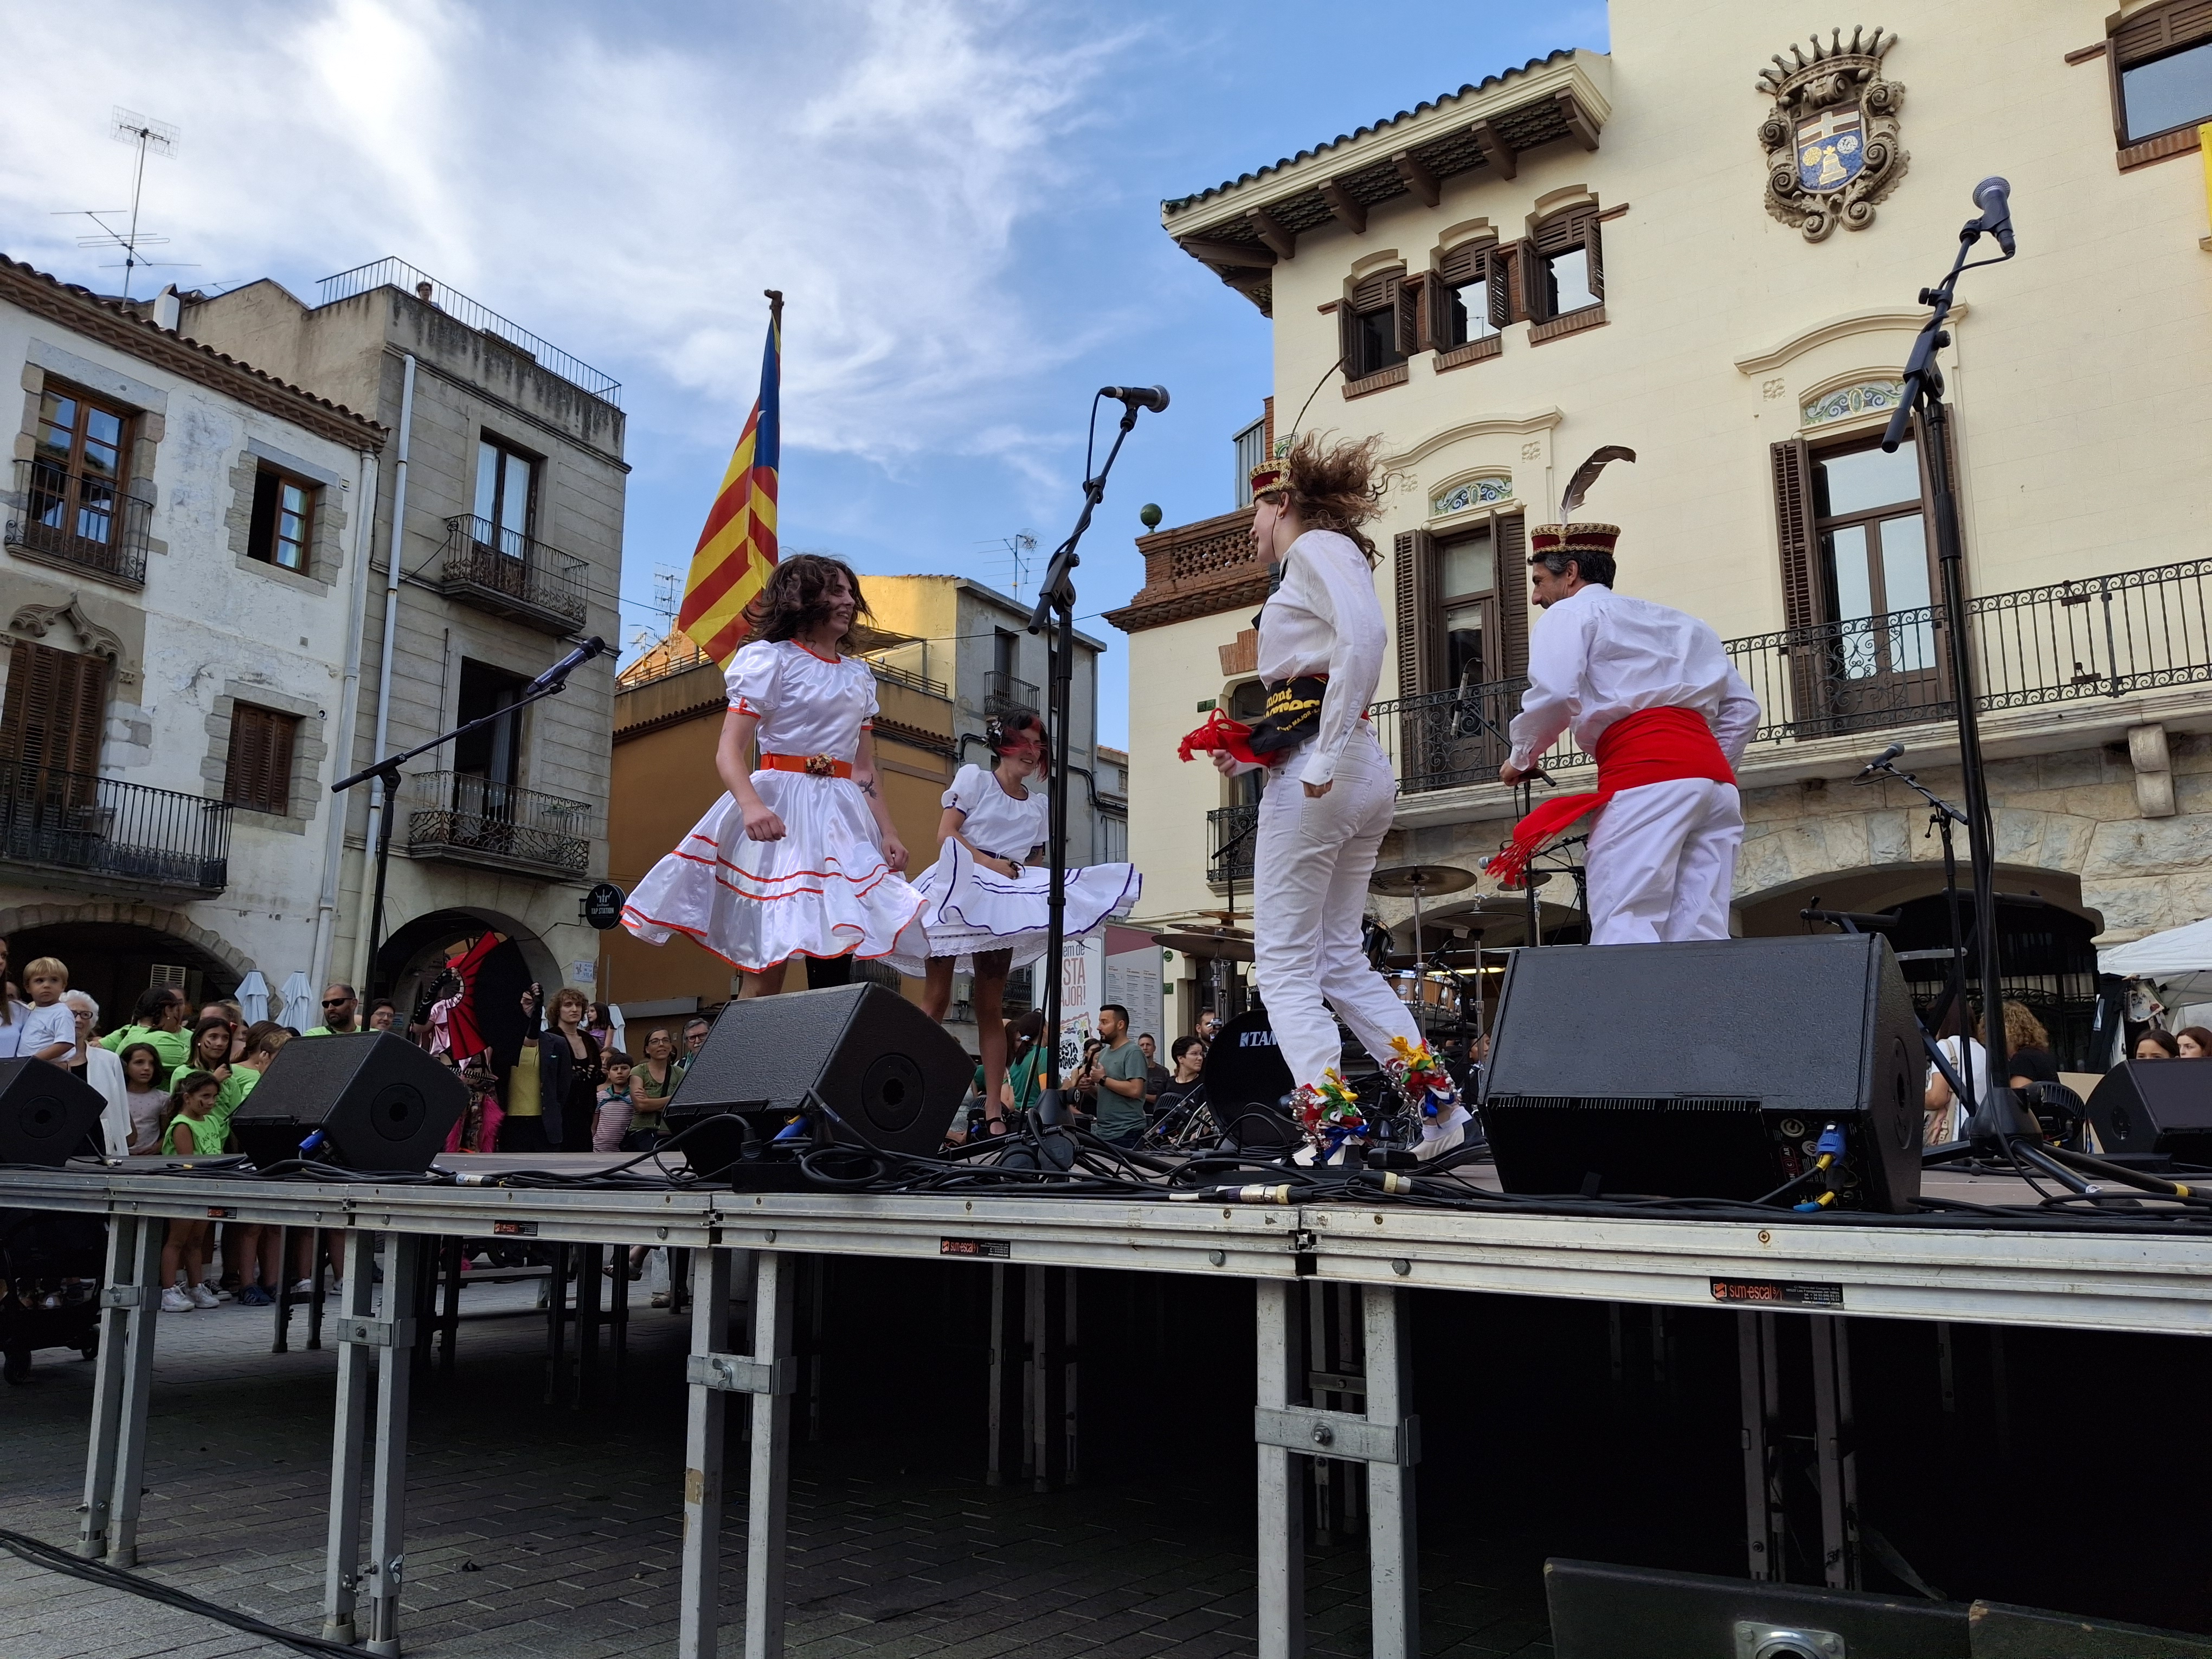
top-left (1484, 705), bottom-right (1735, 888)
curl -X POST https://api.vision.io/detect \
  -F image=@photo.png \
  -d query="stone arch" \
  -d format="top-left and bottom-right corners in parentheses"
top-left (0, 902), bottom-right (257, 1021)
top-left (0, 900), bottom-right (255, 981)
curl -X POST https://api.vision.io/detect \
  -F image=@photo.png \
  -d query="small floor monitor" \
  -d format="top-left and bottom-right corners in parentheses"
top-left (0, 1058), bottom-right (107, 1167)
top-left (228, 1033), bottom-right (464, 1173)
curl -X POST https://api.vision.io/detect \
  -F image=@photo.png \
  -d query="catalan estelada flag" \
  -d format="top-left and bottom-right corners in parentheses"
top-left (678, 297), bottom-right (781, 665)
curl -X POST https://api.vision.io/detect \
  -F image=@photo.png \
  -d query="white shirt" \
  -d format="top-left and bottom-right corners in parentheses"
top-left (1255, 529), bottom-right (1385, 788)
top-left (1925, 1035), bottom-right (1989, 1142)
top-left (79, 1045), bottom-right (130, 1158)
top-left (1507, 584), bottom-right (1760, 772)
top-left (943, 763), bottom-right (1047, 860)
top-left (17, 1000), bottom-right (79, 1064)
top-left (725, 639), bottom-right (879, 762)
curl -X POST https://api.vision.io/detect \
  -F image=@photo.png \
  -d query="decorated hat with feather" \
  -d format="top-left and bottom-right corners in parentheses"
top-left (1531, 445), bottom-right (1635, 557)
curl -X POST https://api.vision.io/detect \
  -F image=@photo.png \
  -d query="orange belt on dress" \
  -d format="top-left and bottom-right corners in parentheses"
top-left (758, 752), bottom-right (853, 779)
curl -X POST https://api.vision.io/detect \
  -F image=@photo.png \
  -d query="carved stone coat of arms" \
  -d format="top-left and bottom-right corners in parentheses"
top-left (1757, 27), bottom-right (1907, 241)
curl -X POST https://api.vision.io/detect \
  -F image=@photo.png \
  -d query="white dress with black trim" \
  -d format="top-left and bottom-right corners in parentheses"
top-left (622, 639), bottom-right (925, 973)
top-left (886, 762), bottom-right (1140, 976)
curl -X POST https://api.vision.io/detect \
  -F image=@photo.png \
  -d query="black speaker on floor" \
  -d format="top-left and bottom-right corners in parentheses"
top-left (1200, 1008), bottom-right (1298, 1150)
top-left (2084, 1059), bottom-right (2212, 1164)
top-left (229, 1033), bottom-right (463, 1173)
top-left (664, 983), bottom-right (967, 1160)
top-left (0, 1058), bottom-right (106, 1167)
top-left (1481, 934), bottom-right (1923, 1211)
top-left (1545, 1559), bottom-right (1969, 1658)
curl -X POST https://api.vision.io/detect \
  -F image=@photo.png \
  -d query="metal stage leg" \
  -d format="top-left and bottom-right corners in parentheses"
top-left (325, 1231), bottom-right (379, 1643)
top-left (80, 1215), bottom-right (157, 1560)
top-left (1809, 1316), bottom-right (1859, 1591)
top-left (1737, 1311), bottom-right (1784, 1581)
top-left (273, 1225), bottom-right (295, 1354)
top-left (986, 1263), bottom-right (1009, 1487)
top-left (745, 1251), bottom-right (796, 1659)
top-left (679, 1249), bottom-right (732, 1659)
top-left (1026, 1265), bottom-right (1047, 1491)
top-left (363, 1235), bottom-right (423, 1656)
top-left (1254, 1280), bottom-right (1305, 1659)
top-left (308, 1233), bottom-right (329, 1350)
top-left (613, 1245), bottom-right (631, 1390)
top-left (437, 1236), bottom-right (463, 1377)
top-left (543, 1242), bottom-right (569, 1405)
top-left (576, 1243), bottom-right (603, 1408)
top-left (103, 1214), bottom-right (165, 1567)
top-left (1364, 1285), bottom-right (1418, 1659)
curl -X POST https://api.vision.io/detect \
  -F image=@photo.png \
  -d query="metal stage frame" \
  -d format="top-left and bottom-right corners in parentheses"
top-left (5, 1162), bottom-right (2210, 1657)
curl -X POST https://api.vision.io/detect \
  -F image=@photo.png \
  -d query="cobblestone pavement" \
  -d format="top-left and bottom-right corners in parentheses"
top-left (1, 1272), bottom-right (1552, 1659)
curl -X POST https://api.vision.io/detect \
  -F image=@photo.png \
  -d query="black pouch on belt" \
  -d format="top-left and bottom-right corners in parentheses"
top-left (1246, 674), bottom-right (1328, 757)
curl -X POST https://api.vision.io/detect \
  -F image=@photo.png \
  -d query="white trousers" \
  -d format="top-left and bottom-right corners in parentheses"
top-left (1251, 729), bottom-right (1422, 1089)
top-left (1584, 777), bottom-right (1744, 945)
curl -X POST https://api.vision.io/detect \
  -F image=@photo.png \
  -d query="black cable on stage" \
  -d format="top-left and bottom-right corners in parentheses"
top-left (0, 1525), bottom-right (358, 1658)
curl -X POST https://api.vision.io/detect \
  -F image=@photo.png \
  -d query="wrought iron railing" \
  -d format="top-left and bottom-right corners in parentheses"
top-left (316, 258), bottom-right (621, 404)
top-left (0, 760), bottom-right (230, 891)
top-left (440, 516), bottom-right (591, 630)
top-left (6, 457), bottom-right (153, 587)
top-left (1372, 557), bottom-right (2212, 795)
top-left (867, 657), bottom-right (951, 700)
top-left (984, 670), bottom-right (1038, 715)
top-left (1207, 802), bottom-right (1259, 883)
top-left (406, 771), bottom-right (591, 877)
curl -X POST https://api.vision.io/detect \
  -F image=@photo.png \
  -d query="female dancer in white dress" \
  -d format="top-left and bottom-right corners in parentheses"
top-left (893, 706), bottom-right (1140, 1133)
top-left (622, 555), bottom-right (922, 994)
top-left (1187, 434), bottom-right (1469, 1162)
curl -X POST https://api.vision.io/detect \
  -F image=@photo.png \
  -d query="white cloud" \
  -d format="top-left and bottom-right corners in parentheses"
top-left (0, 0), bottom-right (1134, 463)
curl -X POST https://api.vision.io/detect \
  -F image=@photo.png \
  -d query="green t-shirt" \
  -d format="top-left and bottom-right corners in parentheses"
top-left (104, 1024), bottom-right (192, 1073)
top-left (163, 1063), bottom-right (255, 1153)
top-left (1093, 1038), bottom-right (1149, 1142)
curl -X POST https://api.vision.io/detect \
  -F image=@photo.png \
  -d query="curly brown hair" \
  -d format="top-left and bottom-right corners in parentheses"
top-left (1257, 432), bottom-right (1389, 564)
top-left (745, 552), bottom-right (873, 650)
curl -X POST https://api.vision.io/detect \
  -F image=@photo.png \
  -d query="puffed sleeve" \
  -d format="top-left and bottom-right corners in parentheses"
top-left (857, 659), bottom-right (879, 730)
top-left (941, 763), bottom-right (990, 815)
top-left (724, 641), bottom-right (779, 719)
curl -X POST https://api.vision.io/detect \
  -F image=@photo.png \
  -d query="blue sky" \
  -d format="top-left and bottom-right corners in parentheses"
top-left (0, 0), bottom-right (1607, 745)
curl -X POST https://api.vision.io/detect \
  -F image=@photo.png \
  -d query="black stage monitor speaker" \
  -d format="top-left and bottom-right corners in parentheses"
top-left (229, 1032), bottom-right (464, 1173)
top-left (1200, 1008), bottom-right (1299, 1150)
top-left (2084, 1059), bottom-right (2212, 1165)
top-left (1482, 934), bottom-right (1923, 1212)
top-left (0, 1058), bottom-right (106, 1167)
top-left (666, 983), bottom-right (967, 1159)
top-left (1545, 1559), bottom-right (1969, 1658)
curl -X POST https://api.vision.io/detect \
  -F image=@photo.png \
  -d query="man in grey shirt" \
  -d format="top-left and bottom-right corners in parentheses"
top-left (1072, 1004), bottom-right (1148, 1148)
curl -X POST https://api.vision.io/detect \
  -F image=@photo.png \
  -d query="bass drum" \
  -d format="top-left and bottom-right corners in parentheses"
top-left (1201, 1009), bottom-right (1299, 1150)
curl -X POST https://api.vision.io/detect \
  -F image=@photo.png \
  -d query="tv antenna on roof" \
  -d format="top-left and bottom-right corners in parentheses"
top-left (59, 108), bottom-right (187, 300)
top-left (990, 530), bottom-right (1037, 599)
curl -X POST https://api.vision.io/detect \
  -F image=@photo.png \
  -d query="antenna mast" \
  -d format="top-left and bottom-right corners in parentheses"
top-left (65, 108), bottom-right (182, 299)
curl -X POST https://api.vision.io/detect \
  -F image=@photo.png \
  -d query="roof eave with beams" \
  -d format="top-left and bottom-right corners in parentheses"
top-left (1160, 49), bottom-right (1613, 316)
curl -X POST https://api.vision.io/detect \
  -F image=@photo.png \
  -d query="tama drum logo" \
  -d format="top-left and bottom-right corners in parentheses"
top-left (1239, 1030), bottom-right (1277, 1049)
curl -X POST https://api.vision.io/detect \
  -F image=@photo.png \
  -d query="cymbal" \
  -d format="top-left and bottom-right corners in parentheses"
top-left (1155, 930), bottom-right (1256, 962)
top-left (1368, 863), bottom-right (1476, 899)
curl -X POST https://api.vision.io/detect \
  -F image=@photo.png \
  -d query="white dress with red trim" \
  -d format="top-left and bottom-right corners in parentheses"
top-left (621, 639), bottom-right (926, 973)
top-left (885, 763), bottom-right (1141, 976)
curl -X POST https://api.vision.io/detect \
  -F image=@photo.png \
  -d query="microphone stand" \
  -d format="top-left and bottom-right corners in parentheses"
top-left (334, 640), bottom-right (608, 997)
top-left (1879, 190), bottom-right (2021, 1146)
top-left (1027, 396), bottom-right (1152, 1124)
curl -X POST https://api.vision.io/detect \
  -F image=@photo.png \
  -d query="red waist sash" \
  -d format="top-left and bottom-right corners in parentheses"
top-left (1484, 705), bottom-right (1735, 887)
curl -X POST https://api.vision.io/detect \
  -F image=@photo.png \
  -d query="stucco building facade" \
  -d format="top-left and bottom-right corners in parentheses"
top-left (1116, 2), bottom-right (2212, 1062)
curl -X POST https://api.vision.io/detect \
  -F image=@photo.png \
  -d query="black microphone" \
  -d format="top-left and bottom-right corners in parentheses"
top-left (526, 635), bottom-right (609, 694)
top-left (1971, 176), bottom-right (2015, 255)
top-left (1855, 741), bottom-right (1905, 781)
top-left (1099, 384), bottom-right (1169, 413)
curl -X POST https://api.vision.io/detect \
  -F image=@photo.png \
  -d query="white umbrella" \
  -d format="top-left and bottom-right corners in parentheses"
top-left (2098, 918), bottom-right (2212, 1006)
top-left (278, 970), bottom-right (316, 1030)
top-left (236, 971), bottom-right (270, 1025)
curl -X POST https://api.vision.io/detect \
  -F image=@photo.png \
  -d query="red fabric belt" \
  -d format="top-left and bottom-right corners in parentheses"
top-left (758, 752), bottom-right (853, 779)
top-left (1484, 706), bottom-right (1735, 887)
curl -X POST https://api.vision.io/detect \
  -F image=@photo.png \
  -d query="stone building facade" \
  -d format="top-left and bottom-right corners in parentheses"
top-left (1117, 1), bottom-right (2212, 1060)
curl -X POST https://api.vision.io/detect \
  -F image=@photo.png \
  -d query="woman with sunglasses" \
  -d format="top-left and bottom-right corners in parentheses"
top-left (892, 706), bottom-right (1140, 1134)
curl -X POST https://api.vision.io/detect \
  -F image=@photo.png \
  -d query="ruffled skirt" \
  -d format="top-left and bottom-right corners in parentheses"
top-left (621, 773), bottom-right (926, 974)
top-left (886, 839), bottom-right (1141, 975)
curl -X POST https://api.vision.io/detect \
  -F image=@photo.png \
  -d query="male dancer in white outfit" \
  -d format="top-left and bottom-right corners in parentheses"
top-left (1186, 434), bottom-right (1469, 1160)
top-left (1492, 507), bottom-right (1760, 943)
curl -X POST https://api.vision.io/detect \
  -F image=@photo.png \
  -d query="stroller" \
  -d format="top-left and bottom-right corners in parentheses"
top-left (0, 1207), bottom-right (106, 1384)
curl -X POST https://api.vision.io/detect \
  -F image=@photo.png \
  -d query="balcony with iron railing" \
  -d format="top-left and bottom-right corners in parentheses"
top-left (1372, 557), bottom-right (2212, 797)
top-left (5, 457), bottom-right (153, 589)
top-left (436, 515), bottom-right (591, 634)
top-left (406, 771), bottom-right (593, 880)
top-left (0, 761), bottom-right (230, 893)
top-left (984, 669), bottom-right (1038, 715)
top-left (1207, 802), bottom-right (1259, 886)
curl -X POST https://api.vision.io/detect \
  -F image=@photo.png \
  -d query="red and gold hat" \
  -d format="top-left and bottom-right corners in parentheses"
top-left (1528, 523), bottom-right (1621, 558)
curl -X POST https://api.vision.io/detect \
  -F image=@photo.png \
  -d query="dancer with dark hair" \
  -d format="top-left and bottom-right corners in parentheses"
top-left (624, 554), bottom-right (924, 994)
top-left (893, 705), bottom-right (1140, 1135)
top-left (1181, 433), bottom-right (1468, 1163)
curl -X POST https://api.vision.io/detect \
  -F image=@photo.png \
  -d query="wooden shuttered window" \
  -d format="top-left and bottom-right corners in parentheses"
top-left (1394, 274), bottom-right (1422, 357)
top-left (1342, 269), bottom-right (1410, 377)
top-left (1521, 209), bottom-right (1605, 324)
top-left (1494, 513), bottom-right (1531, 680)
top-left (1392, 528), bottom-right (1439, 698)
top-left (1429, 241), bottom-right (1508, 347)
top-left (0, 640), bottom-right (106, 777)
top-left (2113, 0), bottom-right (2212, 63)
top-left (1516, 238), bottom-right (1551, 325)
top-left (224, 703), bottom-right (298, 816)
top-left (1770, 437), bottom-right (1827, 730)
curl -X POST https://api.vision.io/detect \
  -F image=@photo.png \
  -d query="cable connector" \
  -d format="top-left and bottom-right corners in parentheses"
top-left (1815, 1122), bottom-right (1847, 1160)
top-left (1380, 1172), bottom-right (1411, 1195)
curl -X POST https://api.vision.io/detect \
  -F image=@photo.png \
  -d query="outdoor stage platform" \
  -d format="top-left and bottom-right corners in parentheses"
top-left (5, 1153), bottom-right (2210, 1657)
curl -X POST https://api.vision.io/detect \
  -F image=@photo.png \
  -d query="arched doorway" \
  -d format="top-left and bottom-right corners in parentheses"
top-left (373, 908), bottom-right (558, 1071)
top-left (0, 908), bottom-right (250, 1026)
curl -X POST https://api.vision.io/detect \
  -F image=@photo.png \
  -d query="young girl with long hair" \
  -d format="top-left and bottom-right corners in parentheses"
top-left (156, 1072), bottom-right (223, 1310)
top-left (891, 706), bottom-right (1139, 1134)
top-left (1185, 433), bottom-right (1469, 1162)
top-left (623, 554), bottom-right (923, 995)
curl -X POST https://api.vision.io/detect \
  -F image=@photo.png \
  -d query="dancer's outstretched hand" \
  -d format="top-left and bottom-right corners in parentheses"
top-left (742, 802), bottom-right (787, 841)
